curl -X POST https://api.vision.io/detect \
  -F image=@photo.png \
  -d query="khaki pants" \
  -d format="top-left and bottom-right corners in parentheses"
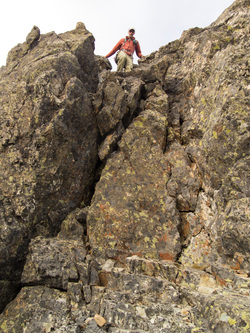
top-left (117, 50), bottom-right (133, 72)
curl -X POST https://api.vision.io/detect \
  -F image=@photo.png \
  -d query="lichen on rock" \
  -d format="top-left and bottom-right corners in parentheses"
top-left (0, 1), bottom-right (249, 332)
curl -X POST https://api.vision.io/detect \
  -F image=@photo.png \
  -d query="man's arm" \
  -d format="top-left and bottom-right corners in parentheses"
top-left (105, 38), bottom-right (124, 58)
top-left (135, 41), bottom-right (143, 58)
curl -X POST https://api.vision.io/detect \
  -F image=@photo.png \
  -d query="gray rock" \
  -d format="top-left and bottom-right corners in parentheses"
top-left (0, 286), bottom-right (78, 332)
top-left (0, 22), bottom-right (99, 309)
top-left (0, 1), bottom-right (249, 332)
top-left (95, 55), bottom-right (112, 72)
top-left (21, 236), bottom-right (86, 289)
top-left (26, 25), bottom-right (40, 46)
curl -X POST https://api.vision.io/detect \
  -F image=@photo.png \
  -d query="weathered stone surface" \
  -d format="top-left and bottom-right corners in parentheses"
top-left (0, 286), bottom-right (78, 333)
top-left (95, 55), bottom-right (112, 72)
top-left (0, 23), bottom-right (99, 310)
top-left (21, 235), bottom-right (87, 289)
top-left (190, 290), bottom-right (250, 332)
top-left (93, 75), bottom-right (145, 137)
top-left (217, 198), bottom-right (250, 269)
top-left (57, 208), bottom-right (87, 241)
top-left (20, 209), bottom-right (89, 290)
top-left (96, 80), bottom-right (126, 136)
top-left (26, 25), bottom-right (40, 46)
top-left (98, 123), bottom-right (125, 161)
top-left (88, 105), bottom-right (181, 262)
top-left (0, 0), bottom-right (249, 332)
top-left (165, 142), bottom-right (201, 212)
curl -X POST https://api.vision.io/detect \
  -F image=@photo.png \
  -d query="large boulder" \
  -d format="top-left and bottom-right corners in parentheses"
top-left (0, 23), bottom-right (99, 310)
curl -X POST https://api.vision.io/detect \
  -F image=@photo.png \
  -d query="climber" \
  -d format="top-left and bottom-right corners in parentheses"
top-left (105, 28), bottom-right (143, 72)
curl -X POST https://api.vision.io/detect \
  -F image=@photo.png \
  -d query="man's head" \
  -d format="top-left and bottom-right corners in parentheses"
top-left (128, 28), bottom-right (135, 37)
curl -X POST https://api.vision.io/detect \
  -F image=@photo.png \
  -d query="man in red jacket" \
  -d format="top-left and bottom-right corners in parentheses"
top-left (105, 28), bottom-right (143, 72)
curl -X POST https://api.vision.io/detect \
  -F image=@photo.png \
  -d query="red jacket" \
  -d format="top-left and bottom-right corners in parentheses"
top-left (105, 36), bottom-right (142, 58)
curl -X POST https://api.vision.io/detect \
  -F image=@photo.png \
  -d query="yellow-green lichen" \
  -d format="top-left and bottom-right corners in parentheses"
top-left (213, 44), bottom-right (220, 50)
top-left (133, 120), bottom-right (144, 128)
top-left (228, 317), bottom-right (237, 326)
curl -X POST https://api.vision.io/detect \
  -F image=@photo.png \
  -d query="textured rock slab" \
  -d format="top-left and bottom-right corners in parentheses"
top-left (0, 23), bottom-right (99, 309)
top-left (21, 210), bottom-right (88, 289)
top-left (137, 0), bottom-right (250, 274)
top-left (0, 286), bottom-right (78, 333)
top-left (165, 142), bottom-right (201, 212)
top-left (190, 290), bottom-right (250, 333)
top-left (93, 75), bottom-right (145, 137)
top-left (21, 236), bottom-right (87, 289)
top-left (217, 198), bottom-right (250, 271)
top-left (88, 105), bottom-right (181, 261)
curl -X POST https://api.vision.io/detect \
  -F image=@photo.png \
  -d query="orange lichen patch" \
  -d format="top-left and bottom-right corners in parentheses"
top-left (158, 233), bottom-right (168, 242)
top-left (231, 261), bottom-right (241, 270)
top-left (230, 254), bottom-right (244, 270)
top-left (104, 213), bottom-right (112, 220)
top-left (213, 123), bottom-right (224, 135)
top-left (104, 232), bottom-right (114, 237)
top-left (132, 251), bottom-right (143, 257)
top-left (212, 272), bottom-right (227, 287)
top-left (99, 203), bottom-right (108, 211)
top-left (181, 309), bottom-right (190, 316)
top-left (201, 238), bottom-right (211, 248)
top-left (159, 252), bottom-right (174, 261)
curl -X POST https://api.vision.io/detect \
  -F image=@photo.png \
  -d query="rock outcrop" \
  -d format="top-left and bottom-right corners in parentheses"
top-left (0, 0), bottom-right (249, 332)
top-left (0, 22), bottom-right (99, 310)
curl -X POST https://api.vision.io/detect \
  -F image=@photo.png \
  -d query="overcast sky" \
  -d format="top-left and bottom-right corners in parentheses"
top-left (1, 0), bottom-right (234, 69)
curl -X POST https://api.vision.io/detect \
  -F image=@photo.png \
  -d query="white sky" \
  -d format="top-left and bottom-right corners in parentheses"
top-left (0, 0), bottom-right (234, 69)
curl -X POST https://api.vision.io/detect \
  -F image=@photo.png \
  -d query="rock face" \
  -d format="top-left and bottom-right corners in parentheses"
top-left (0, 1), bottom-right (249, 332)
top-left (0, 22), bottom-right (99, 310)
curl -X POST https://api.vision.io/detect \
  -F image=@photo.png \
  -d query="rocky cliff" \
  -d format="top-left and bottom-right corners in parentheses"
top-left (0, 0), bottom-right (249, 332)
